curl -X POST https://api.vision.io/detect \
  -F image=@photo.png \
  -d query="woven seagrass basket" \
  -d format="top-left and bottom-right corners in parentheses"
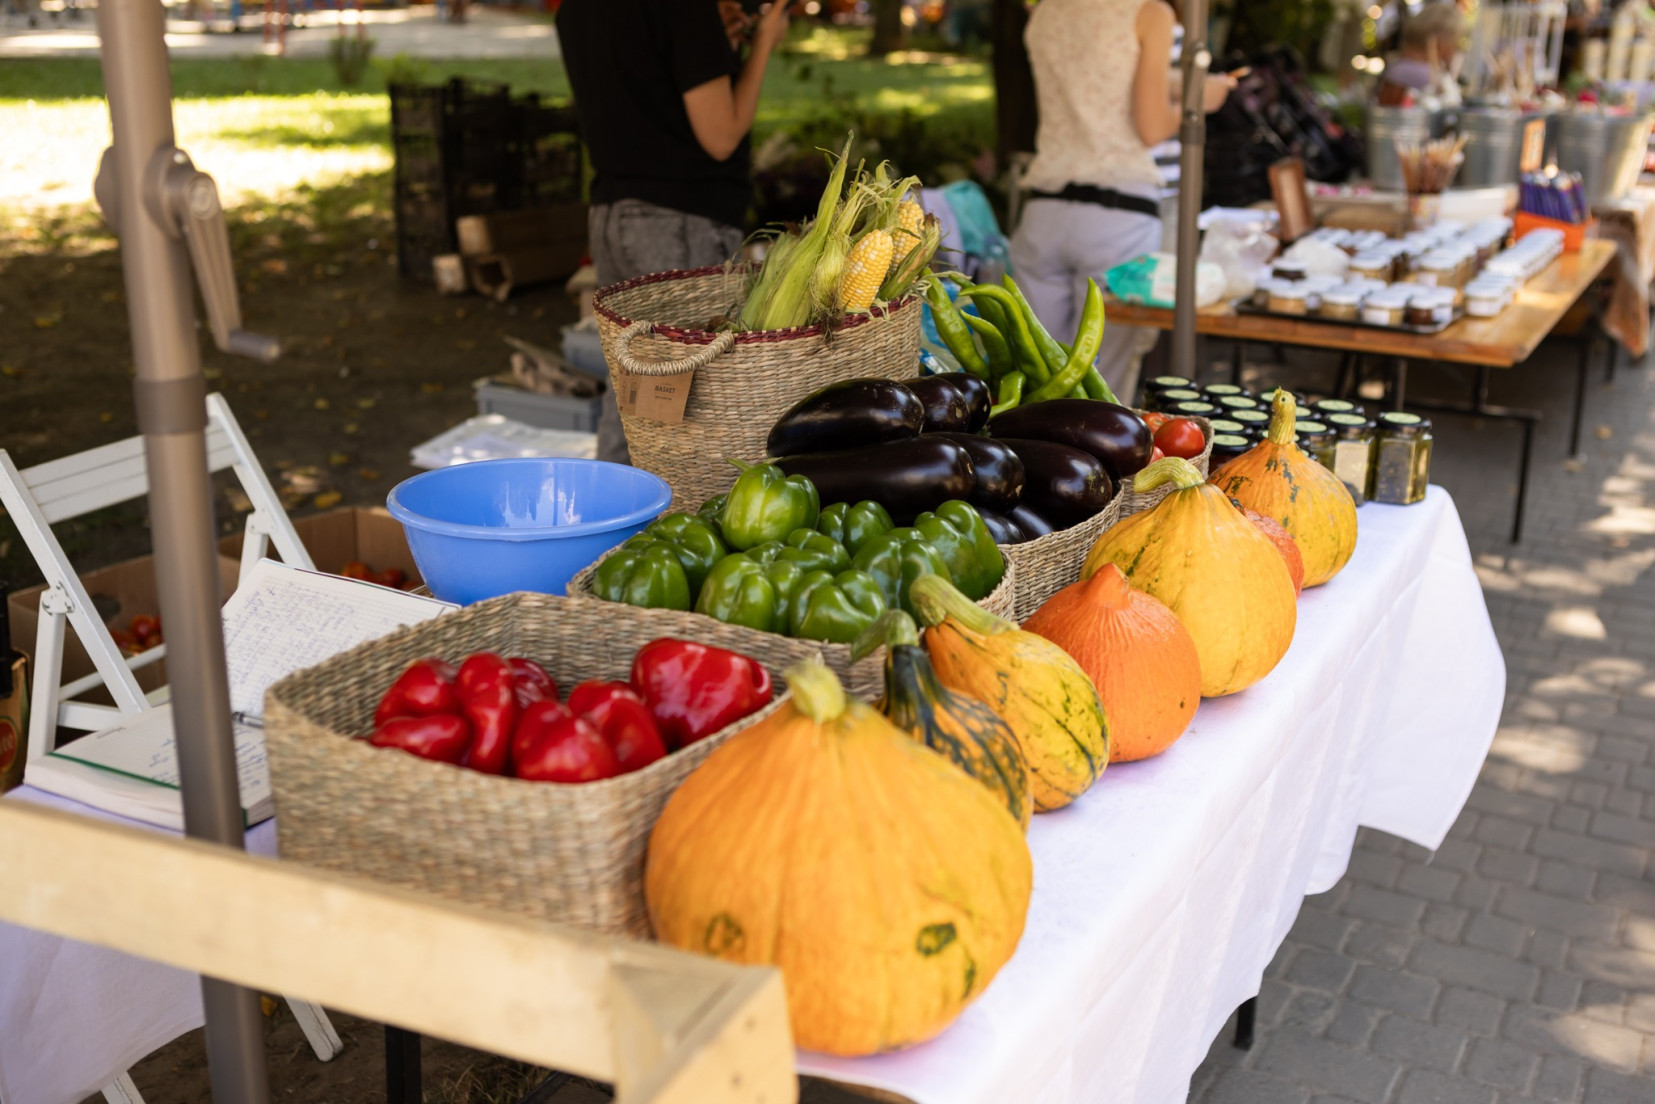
top-left (593, 265), bottom-right (922, 509)
top-left (262, 591), bottom-right (795, 939)
top-left (567, 547), bottom-right (1018, 699)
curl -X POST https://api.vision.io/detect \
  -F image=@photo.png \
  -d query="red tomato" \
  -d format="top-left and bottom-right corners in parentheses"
top-left (1150, 446), bottom-right (1165, 463)
top-left (1153, 418), bottom-right (1206, 460)
top-left (1141, 411), bottom-right (1170, 432)
top-left (130, 615), bottom-right (160, 640)
top-left (340, 561), bottom-right (374, 581)
top-left (376, 567), bottom-right (407, 590)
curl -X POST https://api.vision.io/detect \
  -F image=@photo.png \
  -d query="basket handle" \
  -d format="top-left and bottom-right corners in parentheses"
top-left (615, 321), bottom-right (735, 376)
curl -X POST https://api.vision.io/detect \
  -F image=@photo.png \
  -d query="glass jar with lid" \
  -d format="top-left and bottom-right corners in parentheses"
top-left (1347, 253), bottom-right (1393, 284)
top-left (1371, 412), bottom-right (1433, 504)
top-left (1311, 398), bottom-right (1359, 419)
top-left (1414, 251), bottom-right (1457, 288)
top-left (1229, 408), bottom-right (1271, 434)
top-left (1319, 287), bottom-right (1363, 320)
top-left (1144, 376), bottom-right (1195, 408)
top-left (1150, 387), bottom-right (1203, 411)
top-left (1208, 434), bottom-right (1253, 468)
top-left (1215, 394), bottom-right (1263, 413)
top-left (1295, 421), bottom-right (1336, 466)
top-left (1268, 284), bottom-right (1312, 315)
top-left (1207, 417), bottom-right (1248, 438)
top-left (1171, 399), bottom-right (1220, 419)
top-left (1324, 412), bottom-right (1376, 504)
top-left (1203, 383), bottom-right (1251, 399)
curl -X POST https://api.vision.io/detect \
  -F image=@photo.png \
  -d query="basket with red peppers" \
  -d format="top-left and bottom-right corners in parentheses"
top-left (368, 640), bottom-right (774, 784)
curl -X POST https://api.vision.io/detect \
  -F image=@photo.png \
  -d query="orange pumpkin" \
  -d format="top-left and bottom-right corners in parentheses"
top-left (1241, 505), bottom-right (1304, 594)
top-left (1211, 389), bottom-right (1357, 586)
top-left (1023, 564), bottom-right (1201, 762)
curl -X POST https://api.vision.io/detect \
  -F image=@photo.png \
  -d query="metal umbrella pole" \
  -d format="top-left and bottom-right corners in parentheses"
top-left (1170, 0), bottom-right (1210, 377)
top-left (95, 1), bottom-right (279, 1098)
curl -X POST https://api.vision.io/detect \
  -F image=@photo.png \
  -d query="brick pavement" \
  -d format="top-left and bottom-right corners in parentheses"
top-left (1188, 338), bottom-right (1655, 1104)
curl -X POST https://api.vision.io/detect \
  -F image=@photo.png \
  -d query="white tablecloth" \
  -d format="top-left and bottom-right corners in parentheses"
top-left (0, 488), bottom-right (1502, 1104)
top-left (798, 487), bottom-right (1504, 1103)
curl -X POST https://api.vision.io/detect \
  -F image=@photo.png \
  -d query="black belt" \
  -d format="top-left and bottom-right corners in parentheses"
top-left (1027, 184), bottom-right (1160, 218)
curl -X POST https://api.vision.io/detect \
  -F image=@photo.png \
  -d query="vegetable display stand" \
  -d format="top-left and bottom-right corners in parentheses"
top-left (998, 488), bottom-right (1125, 622)
top-left (1116, 415), bottom-right (1214, 519)
top-left (262, 592), bottom-right (789, 939)
top-left (593, 266), bottom-right (922, 507)
top-left (567, 546), bottom-right (1018, 699)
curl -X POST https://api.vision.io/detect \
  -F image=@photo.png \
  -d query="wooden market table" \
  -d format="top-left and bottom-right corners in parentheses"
top-left (1108, 240), bottom-right (1617, 542)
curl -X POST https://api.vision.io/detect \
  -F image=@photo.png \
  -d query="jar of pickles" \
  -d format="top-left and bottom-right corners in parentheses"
top-left (1144, 376), bottom-right (1196, 409)
top-left (1311, 398), bottom-right (1359, 419)
top-left (1229, 408), bottom-right (1270, 435)
top-left (1208, 433), bottom-right (1253, 468)
top-left (1171, 399), bottom-right (1220, 419)
top-left (1371, 412), bottom-right (1433, 504)
top-left (1207, 417), bottom-right (1249, 438)
top-left (1153, 387), bottom-right (1203, 411)
top-left (1203, 383), bottom-right (1250, 399)
top-left (1215, 394), bottom-right (1263, 414)
top-left (1294, 421), bottom-right (1335, 465)
top-left (1324, 412), bottom-right (1376, 504)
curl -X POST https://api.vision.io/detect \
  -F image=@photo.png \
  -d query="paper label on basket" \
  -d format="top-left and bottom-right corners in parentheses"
top-left (614, 368), bottom-right (694, 423)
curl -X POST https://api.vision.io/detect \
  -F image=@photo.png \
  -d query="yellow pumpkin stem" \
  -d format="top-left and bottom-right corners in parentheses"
top-left (786, 658), bottom-right (847, 723)
top-left (1266, 388), bottom-right (1298, 446)
top-left (1131, 456), bottom-right (1204, 494)
top-left (910, 573), bottom-right (1015, 636)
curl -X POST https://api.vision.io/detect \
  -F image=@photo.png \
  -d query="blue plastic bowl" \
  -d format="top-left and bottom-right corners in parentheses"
top-left (387, 459), bottom-right (672, 605)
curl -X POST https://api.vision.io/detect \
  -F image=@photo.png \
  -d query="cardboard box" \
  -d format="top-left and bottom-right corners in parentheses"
top-left (8, 553), bottom-right (244, 701)
top-left (220, 506), bottom-right (423, 590)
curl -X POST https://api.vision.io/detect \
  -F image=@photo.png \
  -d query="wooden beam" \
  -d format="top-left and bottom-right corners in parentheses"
top-left (0, 801), bottom-right (795, 1104)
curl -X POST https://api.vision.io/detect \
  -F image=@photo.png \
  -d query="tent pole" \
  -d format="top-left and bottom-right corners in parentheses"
top-left (95, 2), bottom-right (272, 1099)
top-left (1171, 0), bottom-right (1211, 379)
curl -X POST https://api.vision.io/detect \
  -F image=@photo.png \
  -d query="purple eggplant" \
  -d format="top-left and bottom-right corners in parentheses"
top-left (930, 432), bottom-right (1025, 513)
top-left (994, 438), bottom-right (1114, 530)
top-left (773, 437), bottom-right (976, 524)
top-left (1005, 503), bottom-right (1056, 540)
top-left (904, 375), bottom-right (972, 433)
top-left (985, 399), bottom-right (1153, 481)
top-left (977, 508), bottom-right (1026, 545)
top-left (947, 374), bottom-right (993, 431)
top-left (766, 378), bottom-right (925, 458)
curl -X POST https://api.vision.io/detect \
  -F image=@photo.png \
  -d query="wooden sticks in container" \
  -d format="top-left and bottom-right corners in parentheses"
top-left (1394, 134), bottom-right (1468, 195)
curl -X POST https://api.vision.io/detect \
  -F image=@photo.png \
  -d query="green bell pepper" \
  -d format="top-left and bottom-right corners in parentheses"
top-left (592, 541), bottom-right (692, 611)
top-left (693, 552), bottom-right (809, 634)
top-left (911, 501), bottom-right (1005, 601)
top-left (778, 528), bottom-right (850, 573)
top-left (720, 462), bottom-right (819, 551)
top-left (697, 493), bottom-right (728, 527)
top-left (631, 514), bottom-right (728, 596)
top-left (789, 569), bottom-right (888, 644)
top-left (816, 500), bottom-right (894, 557)
top-left (850, 529), bottom-right (953, 618)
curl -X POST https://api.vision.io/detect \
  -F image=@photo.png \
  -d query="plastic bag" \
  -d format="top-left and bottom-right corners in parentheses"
top-left (1278, 237), bottom-right (1350, 280)
top-left (1199, 219), bottom-right (1280, 300)
top-left (1105, 253), bottom-right (1227, 309)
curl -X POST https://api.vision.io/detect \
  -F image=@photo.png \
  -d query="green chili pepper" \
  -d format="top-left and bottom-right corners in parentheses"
top-left (630, 514), bottom-right (728, 596)
top-left (1001, 275), bottom-right (1066, 378)
top-left (851, 529), bottom-right (953, 618)
top-left (788, 568), bottom-right (889, 644)
top-left (721, 461), bottom-right (820, 551)
top-left (778, 528), bottom-right (850, 573)
top-left (1026, 278), bottom-right (1107, 403)
top-left (816, 500), bottom-right (894, 557)
top-left (961, 285), bottom-right (1050, 384)
top-left (911, 501), bottom-right (1006, 601)
top-left (991, 370), bottom-right (1026, 416)
top-left (925, 281), bottom-right (991, 380)
top-left (592, 541), bottom-right (692, 611)
top-left (962, 313), bottom-right (1015, 378)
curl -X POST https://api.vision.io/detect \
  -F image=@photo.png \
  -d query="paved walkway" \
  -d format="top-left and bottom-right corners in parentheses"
top-left (0, 6), bottom-right (559, 60)
top-left (1189, 336), bottom-right (1655, 1103)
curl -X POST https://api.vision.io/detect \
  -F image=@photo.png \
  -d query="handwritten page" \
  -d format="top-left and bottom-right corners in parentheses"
top-left (221, 559), bottom-right (454, 718)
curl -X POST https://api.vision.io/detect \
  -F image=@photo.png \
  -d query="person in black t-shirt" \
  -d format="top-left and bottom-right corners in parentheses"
top-left (557, 0), bottom-right (794, 464)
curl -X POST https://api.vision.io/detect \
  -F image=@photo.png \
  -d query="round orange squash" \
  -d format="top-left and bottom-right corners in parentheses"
top-left (1084, 457), bottom-right (1297, 697)
top-left (1211, 389), bottom-right (1357, 587)
top-left (645, 659), bottom-right (1032, 1056)
top-left (1023, 563), bottom-right (1201, 762)
top-left (1240, 505), bottom-right (1304, 595)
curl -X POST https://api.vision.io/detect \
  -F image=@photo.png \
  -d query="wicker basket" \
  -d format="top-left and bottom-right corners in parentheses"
top-left (1116, 414), bottom-right (1215, 519)
top-left (567, 549), bottom-right (1019, 699)
top-left (998, 488), bottom-right (1124, 623)
top-left (593, 265), bottom-right (922, 508)
top-left (262, 592), bottom-right (793, 939)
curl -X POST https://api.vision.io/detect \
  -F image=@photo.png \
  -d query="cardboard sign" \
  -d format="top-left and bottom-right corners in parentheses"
top-left (614, 368), bottom-right (694, 423)
top-left (1520, 119), bottom-right (1546, 174)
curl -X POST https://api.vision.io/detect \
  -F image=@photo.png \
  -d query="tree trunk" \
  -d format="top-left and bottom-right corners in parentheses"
top-left (991, 0), bottom-right (1038, 160)
top-left (869, 0), bottom-right (906, 57)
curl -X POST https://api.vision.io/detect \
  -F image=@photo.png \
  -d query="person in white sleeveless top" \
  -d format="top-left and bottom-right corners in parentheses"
top-left (1009, 0), bottom-right (1234, 400)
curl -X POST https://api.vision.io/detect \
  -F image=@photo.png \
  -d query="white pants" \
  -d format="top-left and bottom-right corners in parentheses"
top-left (1009, 196), bottom-right (1163, 402)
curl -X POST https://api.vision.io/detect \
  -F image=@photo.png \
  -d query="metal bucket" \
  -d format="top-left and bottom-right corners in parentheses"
top-left (1458, 108), bottom-right (1525, 187)
top-left (1366, 106), bottom-right (1436, 190)
top-left (1554, 111), bottom-right (1655, 205)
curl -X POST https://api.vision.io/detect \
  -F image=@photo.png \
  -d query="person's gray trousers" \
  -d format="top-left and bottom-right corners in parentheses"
top-left (588, 200), bottom-right (745, 464)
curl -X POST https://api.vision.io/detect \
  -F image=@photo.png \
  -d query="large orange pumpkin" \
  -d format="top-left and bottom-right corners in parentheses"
top-left (1023, 563), bottom-right (1201, 762)
top-left (1084, 457), bottom-right (1296, 697)
top-left (1241, 505), bottom-right (1304, 594)
top-left (1211, 389), bottom-right (1357, 586)
top-left (645, 659), bottom-right (1032, 1056)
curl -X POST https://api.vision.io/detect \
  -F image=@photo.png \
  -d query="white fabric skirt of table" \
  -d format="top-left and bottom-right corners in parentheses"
top-left (0, 487), bottom-right (1502, 1104)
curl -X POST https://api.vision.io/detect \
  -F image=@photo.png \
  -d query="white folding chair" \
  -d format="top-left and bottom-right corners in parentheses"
top-left (0, 393), bottom-right (343, 1098)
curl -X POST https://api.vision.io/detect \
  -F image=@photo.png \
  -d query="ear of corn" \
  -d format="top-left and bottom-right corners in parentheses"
top-left (888, 199), bottom-right (926, 268)
top-left (839, 229), bottom-right (895, 313)
top-left (879, 213), bottom-right (940, 301)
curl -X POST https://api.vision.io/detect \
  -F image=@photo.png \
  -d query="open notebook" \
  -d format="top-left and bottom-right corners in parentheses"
top-left (26, 559), bottom-right (455, 830)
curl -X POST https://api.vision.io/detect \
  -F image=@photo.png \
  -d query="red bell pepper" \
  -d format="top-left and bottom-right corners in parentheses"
top-left (369, 714), bottom-right (471, 764)
top-left (629, 638), bottom-right (773, 749)
top-left (456, 652), bottom-right (518, 775)
top-left (507, 657), bottom-right (557, 709)
top-left (374, 658), bottom-right (460, 728)
top-left (568, 679), bottom-right (667, 774)
top-left (513, 700), bottom-right (621, 783)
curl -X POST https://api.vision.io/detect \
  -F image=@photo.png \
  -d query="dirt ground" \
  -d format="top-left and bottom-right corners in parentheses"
top-left (0, 174), bottom-right (580, 594)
